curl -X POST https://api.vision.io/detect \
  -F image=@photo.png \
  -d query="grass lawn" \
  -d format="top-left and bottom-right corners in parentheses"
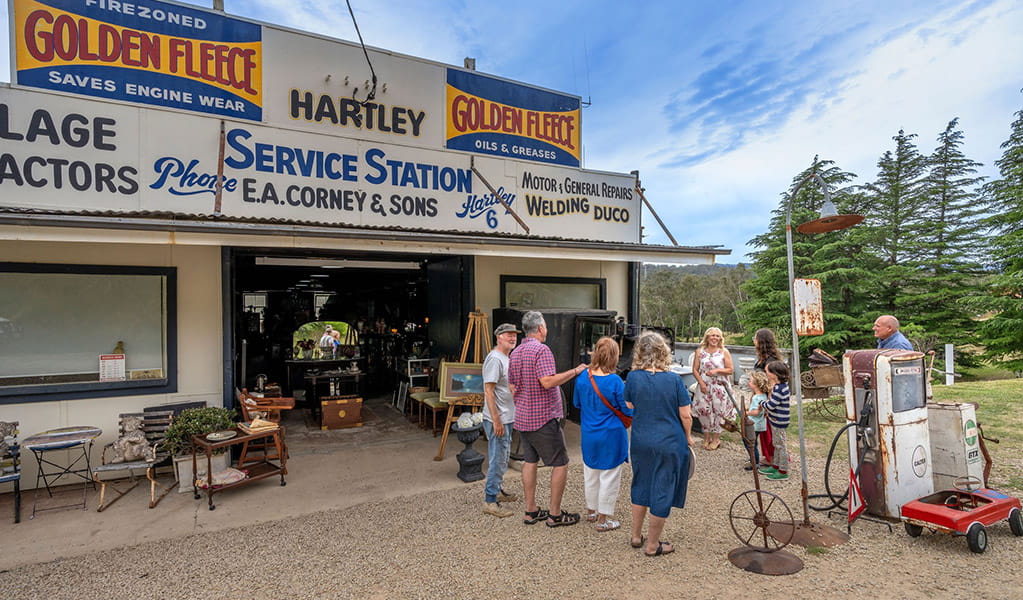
top-left (795, 378), bottom-right (1023, 495)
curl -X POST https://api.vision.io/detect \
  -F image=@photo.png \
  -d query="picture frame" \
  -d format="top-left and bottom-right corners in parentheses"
top-left (439, 362), bottom-right (485, 404)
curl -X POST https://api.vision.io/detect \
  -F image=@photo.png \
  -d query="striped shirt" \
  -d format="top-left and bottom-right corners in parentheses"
top-left (765, 382), bottom-right (790, 428)
top-left (508, 337), bottom-right (562, 432)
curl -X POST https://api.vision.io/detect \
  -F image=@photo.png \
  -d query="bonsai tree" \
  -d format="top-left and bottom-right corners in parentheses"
top-left (163, 406), bottom-right (236, 456)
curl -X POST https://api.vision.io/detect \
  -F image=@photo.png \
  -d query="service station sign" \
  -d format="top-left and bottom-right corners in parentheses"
top-left (4, 0), bottom-right (639, 243)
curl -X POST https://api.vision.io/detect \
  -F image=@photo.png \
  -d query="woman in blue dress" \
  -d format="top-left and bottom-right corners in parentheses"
top-left (626, 330), bottom-right (694, 557)
top-left (573, 337), bottom-right (632, 532)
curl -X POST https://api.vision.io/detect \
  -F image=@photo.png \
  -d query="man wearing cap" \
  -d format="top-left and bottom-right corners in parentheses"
top-left (508, 310), bottom-right (588, 527)
top-left (482, 323), bottom-right (520, 517)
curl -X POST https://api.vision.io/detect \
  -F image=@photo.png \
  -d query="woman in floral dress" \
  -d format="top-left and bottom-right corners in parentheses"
top-left (691, 327), bottom-right (735, 450)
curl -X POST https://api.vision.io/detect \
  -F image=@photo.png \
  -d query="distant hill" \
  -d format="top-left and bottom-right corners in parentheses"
top-left (642, 263), bottom-right (750, 276)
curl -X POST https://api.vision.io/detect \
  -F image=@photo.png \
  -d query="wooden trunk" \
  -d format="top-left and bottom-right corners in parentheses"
top-left (321, 396), bottom-right (363, 430)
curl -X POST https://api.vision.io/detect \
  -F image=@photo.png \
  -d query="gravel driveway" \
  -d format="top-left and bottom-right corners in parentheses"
top-left (2, 438), bottom-right (1020, 599)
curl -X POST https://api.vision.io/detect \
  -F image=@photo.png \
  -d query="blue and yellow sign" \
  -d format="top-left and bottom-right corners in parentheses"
top-left (14, 0), bottom-right (262, 120)
top-left (446, 69), bottom-right (581, 167)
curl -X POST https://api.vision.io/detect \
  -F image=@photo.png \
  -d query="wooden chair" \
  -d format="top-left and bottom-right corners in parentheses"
top-left (237, 389), bottom-right (294, 470)
top-left (410, 391), bottom-right (447, 436)
top-left (0, 421), bottom-right (21, 523)
top-left (90, 411), bottom-right (175, 512)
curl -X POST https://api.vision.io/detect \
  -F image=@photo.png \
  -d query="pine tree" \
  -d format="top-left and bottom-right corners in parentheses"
top-left (859, 130), bottom-right (929, 317)
top-left (740, 158), bottom-right (870, 353)
top-left (975, 108), bottom-right (1023, 369)
top-left (901, 118), bottom-right (987, 355)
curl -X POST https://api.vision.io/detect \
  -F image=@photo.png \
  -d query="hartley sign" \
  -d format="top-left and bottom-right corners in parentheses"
top-left (13, 0), bottom-right (263, 120)
top-left (0, 86), bottom-right (640, 243)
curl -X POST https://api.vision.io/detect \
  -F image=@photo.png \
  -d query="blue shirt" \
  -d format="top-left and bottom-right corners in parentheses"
top-left (573, 370), bottom-right (631, 469)
top-left (748, 393), bottom-right (768, 432)
top-left (878, 330), bottom-right (913, 350)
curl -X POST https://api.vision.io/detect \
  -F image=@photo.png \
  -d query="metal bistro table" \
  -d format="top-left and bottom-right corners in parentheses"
top-left (191, 426), bottom-right (287, 510)
top-left (22, 425), bottom-right (102, 519)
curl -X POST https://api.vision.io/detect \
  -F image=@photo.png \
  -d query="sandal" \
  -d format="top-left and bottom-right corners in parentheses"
top-left (545, 511), bottom-right (581, 527)
top-left (523, 508), bottom-right (550, 525)
top-left (585, 510), bottom-right (598, 522)
top-left (630, 535), bottom-right (646, 548)
top-left (594, 519), bottom-right (620, 532)
top-left (645, 541), bottom-right (675, 557)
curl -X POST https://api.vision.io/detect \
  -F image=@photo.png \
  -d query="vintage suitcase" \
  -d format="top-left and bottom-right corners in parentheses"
top-left (321, 395), bottom-right (363, 430)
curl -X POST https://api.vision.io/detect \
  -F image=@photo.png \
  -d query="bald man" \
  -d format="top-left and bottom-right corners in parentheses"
top-left (873, 315), bottom-right (913, 350)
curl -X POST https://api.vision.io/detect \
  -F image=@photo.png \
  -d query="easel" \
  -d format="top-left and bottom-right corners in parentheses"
top-left (433, 309), bottom-right (492, 461)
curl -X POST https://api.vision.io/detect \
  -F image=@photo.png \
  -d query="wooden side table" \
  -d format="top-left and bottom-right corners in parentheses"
top-left (190, 427), bottom-right (286, 510)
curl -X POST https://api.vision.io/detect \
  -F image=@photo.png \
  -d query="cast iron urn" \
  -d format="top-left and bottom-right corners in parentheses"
top-left (451, 423), bottom-right (485, 483)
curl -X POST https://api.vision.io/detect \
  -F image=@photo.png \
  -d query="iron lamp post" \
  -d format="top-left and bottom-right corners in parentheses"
top-left (782, 172), bottom-right (862, 547)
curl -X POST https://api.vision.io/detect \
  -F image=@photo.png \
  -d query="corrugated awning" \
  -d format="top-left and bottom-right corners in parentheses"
top-left (0, 210), bottom-right (730, 264)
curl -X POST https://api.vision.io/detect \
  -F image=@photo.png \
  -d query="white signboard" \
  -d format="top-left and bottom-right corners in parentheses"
top-left (0, 86), bottom-right (640, 243)
top-left (99, 354), bottom-right (126, 382)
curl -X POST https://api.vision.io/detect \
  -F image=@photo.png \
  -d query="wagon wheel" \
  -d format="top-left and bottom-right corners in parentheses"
top-left (817, 393), bottom-right (846, 421)
top-left (729, 489), bottom-right (795, 552)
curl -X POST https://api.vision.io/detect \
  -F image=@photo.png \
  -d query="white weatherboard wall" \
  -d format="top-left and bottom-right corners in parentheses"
top-left (0, 239), bottom-right (222, 492)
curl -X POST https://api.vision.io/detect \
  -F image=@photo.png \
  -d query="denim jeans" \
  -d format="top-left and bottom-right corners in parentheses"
top-left (483, 419), bottom-right (512, 503)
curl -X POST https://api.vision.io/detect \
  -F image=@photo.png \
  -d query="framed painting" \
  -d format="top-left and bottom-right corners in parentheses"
top-left (439, 362), bottom-right (484, 404)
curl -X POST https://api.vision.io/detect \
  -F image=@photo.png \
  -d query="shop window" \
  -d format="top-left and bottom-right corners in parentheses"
top-left (0, 263), bottom-right (176, 403)
top-left (243, 292), bottom-right (268, 334)
top-left (500, 276), bottom-right (606, 309)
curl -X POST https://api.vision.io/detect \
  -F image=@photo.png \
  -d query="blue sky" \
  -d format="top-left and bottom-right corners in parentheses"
top-left (2, 0), bottom-right (1021, 261)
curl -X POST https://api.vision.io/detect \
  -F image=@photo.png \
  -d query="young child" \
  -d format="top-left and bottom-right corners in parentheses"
top-left (761, 361), bottom-right (790, 481)
top-left (744, 371), bottom-right (770, 472)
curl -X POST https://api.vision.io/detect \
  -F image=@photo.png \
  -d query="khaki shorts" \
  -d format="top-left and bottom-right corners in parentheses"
top-left (518, 419), bottom-right (569, 467)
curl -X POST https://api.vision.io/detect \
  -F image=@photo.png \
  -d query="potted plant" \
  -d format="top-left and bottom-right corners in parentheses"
top-left (163, 406), bottom-right (236, 492)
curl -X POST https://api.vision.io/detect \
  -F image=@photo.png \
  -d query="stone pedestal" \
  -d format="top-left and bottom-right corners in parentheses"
top-left (452, 424), bottom-right (484, 483)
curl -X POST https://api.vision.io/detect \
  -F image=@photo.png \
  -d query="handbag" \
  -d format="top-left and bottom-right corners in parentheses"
top-left (588, 371), bottom-right (632, 428)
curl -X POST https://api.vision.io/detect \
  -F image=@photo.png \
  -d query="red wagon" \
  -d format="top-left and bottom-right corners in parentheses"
top-left (900, 477), bottom-right (1023, 554)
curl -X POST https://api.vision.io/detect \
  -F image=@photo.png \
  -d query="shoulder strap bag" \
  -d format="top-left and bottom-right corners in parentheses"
top-left (588, 371), bottom-right (632, 428)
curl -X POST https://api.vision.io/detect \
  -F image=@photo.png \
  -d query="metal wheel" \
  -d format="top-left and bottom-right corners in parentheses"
top-left (729, 489), bottom-right (795, 552)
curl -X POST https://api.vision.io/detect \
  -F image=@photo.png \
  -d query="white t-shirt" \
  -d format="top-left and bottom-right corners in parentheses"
top-left (482, 349), bottom-right (515, 425)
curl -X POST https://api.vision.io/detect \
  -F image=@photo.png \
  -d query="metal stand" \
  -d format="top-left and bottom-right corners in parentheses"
top-left (22, 426), bottom-right (102, 519)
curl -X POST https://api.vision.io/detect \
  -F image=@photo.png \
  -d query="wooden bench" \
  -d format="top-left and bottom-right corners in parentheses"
top-left (91, 411), bottom-right (176, 512)
top-left (0, 421), bottom-right (21, 523)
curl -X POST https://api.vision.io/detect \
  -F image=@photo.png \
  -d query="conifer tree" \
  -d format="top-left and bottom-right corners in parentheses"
top-left (858, 130), bottom-right (929, 316)
top-left (741, 158), bottom-right (870, 353)
top-left (901, 118), bottom-right (987, 354)
top-left (975, 108), bottom-right (1023, 369)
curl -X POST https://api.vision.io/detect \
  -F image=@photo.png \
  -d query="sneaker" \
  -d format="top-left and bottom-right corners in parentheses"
top-left (758, 466), bottom-right (777, 475)
top-left (766, 470), bottom-right (789, 480)
top-left (483, 502), bottom-right (514, 518)
top-left (498, 490), bottom-right (519, 503)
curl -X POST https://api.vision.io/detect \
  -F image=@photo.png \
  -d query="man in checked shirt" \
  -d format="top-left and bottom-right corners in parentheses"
top-left (508, 311), bottom-right (588, 527)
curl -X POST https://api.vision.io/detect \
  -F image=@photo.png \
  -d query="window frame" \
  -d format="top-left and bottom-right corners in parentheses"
top-left (499, 275), bottom-right (607, 309)
top-left (0, 262), bottom-right (178, 404)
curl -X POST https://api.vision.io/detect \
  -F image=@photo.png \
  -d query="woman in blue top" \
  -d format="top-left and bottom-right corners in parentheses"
top-left (627, 330), bottom-right (694, 557)
top-left (573, 336), bottom-right (631, 532)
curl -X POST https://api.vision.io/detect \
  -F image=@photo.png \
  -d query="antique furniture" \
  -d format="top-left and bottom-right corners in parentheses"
top-left (22, 425), bottom-right (102, 519)
top-left (91, 411), bottom-right (176, 511)
top-left (236, 389), bottom-right (294, 469)
top-left (0, 421), bottom-right (21, 523)
top-left (319, 395), bottom-right (364, 430)
top-left (191, 426), bottom-right (287, 510)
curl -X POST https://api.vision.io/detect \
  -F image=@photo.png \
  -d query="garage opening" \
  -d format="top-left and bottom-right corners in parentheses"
top-left (227, 249), bottom-right (473, 434)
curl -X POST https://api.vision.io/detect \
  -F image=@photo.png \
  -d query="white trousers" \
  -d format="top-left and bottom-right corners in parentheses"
top-left (583, 463), bottom-right (624, 516)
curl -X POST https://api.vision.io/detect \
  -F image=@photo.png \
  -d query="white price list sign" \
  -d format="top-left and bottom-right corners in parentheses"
top-left (99, 354), bottom-right (126, 382)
